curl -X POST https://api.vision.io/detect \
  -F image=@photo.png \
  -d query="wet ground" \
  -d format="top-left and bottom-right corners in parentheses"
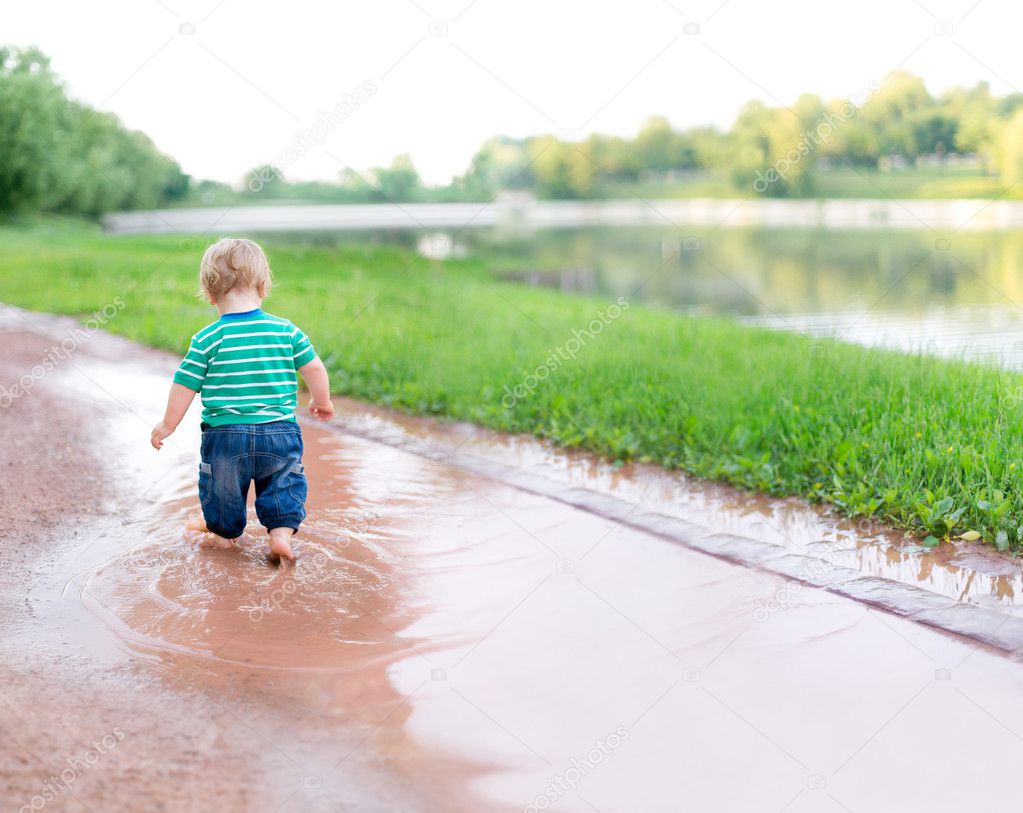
top-left (324, 397), bottom-right (1023, 619)
top-left (4, 306), bottom-right (1023, 812)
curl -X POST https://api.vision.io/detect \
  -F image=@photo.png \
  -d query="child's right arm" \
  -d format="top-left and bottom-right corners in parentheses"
top-left (151, 333), bottom-right (205, 452)
top-left (153, 332), bottom-right (206, 449)
top-left (151, 383), bottom-right (197, 449)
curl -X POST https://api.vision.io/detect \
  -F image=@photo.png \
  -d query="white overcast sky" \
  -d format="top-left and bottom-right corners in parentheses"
top-left (6, 0), bottom-right (1019, 185)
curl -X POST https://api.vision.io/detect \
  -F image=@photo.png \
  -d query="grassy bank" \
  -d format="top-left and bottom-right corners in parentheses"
top-left (2, 219), bottom-right (1023, 549)
top-left (603, 169), bottom-right (1015, 201)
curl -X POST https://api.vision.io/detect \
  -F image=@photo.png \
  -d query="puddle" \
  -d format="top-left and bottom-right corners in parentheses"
top-left (326, 400), bottom-right (1023, 617)
top-left (10, 317), bottom-right (474, 810)
top-left (81, 517), bottom-right (399, 671)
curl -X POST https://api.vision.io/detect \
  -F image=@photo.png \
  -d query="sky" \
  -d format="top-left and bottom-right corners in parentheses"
top-left (6, 0), bottom-right (1020, 185)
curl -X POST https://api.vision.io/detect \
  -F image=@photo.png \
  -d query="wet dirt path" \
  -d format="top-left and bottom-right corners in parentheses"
top-left (4, 307), bottom-right (1023, 812)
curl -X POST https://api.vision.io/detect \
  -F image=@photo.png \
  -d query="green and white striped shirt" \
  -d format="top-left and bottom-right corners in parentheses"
top-left (173, 308), bottom-right (318, 426)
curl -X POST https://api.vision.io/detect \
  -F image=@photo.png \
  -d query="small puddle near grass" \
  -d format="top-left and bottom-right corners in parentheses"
top-left (327, 399), bottom-right (1023, 618)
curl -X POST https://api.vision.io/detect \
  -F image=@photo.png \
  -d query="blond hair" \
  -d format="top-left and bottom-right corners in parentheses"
top-left (198, 238), bottom-right (272, 302)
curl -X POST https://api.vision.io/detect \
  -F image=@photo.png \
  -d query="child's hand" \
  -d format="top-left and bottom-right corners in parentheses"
top-left (151, 420), bottom-right (174, 450)
top-left (309, 400), bottom-right (335, 422)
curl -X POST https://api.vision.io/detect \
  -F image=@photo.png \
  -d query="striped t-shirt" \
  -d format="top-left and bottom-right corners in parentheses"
top-left (172, 308), bottom-right (318, 426)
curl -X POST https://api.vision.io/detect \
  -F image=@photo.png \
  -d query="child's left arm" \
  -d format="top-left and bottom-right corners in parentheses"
top-left (151, 383), bottom-right (197, 449)
top-left (298, 357), bottom-right (334, 422)
top-left (291, 323), bottom-right (333, 422)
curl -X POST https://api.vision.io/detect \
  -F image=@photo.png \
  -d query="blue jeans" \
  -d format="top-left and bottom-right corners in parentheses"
top-left (198, 421), bottom-right (307, 538)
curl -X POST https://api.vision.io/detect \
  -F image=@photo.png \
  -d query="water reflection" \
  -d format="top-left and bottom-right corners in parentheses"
top-left (473, 227), bottom-right (1023, 314)
top-left (473, 227), bottom-right (1023, 368)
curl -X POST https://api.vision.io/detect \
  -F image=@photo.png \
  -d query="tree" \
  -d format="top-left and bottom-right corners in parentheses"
top-left (0, 47), bottom-right (66, 212)
top-left (730, 100), bottom-right (817, 197)
top-left (586, 133), bottom-right (640, 182)
top-left (460, 136), bottom-right (534, 196)
top-left (0, 45), bottom-right (188, 217)
top-left (858, 71), bottom-right (933, 157)
top-left (909, 112), bottom-right (958, 155)
top-left (633, 116), bottom-right (697, 173)
top-left (374, 154), bottom-right (420, 201)
top-left (939, 82), bottom-right (995, 154)
top-left (245, 164), bottom-right (283, 195)
top-left (528, 135), bottom-right (597, 199)
top-left (995, 109), bottom-right (1023, 183)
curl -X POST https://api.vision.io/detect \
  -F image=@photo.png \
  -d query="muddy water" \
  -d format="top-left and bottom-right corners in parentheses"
top-left (79, 436), bottom-right (409, 675)
top-left (10, 309), bottom-right (1023, 812)
top-left (44, 350), bottom-right (476, 811)
top-left (327, 400), bottom-right (1023, 618)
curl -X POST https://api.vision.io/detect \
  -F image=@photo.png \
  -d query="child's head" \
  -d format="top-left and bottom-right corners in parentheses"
top-left (199, 238), bottom-right (272, 304)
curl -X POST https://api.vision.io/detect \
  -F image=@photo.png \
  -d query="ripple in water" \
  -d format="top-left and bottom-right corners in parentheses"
top-left (82, 514), bottom-right (403, 672)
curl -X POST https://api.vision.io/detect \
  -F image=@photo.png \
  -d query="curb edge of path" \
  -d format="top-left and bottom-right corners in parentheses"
top-left (327, 415), bottom-right (1023, 660)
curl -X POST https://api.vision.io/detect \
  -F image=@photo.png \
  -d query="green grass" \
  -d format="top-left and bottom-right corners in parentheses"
top-left (605, 168), bottom-right (1015, 201)
top-left (3, 218), bottom-right (1023, 550)
top-left (595, 176), bottom-right (738, 199)
top-left (811, 168), bottom-right (1012, 200)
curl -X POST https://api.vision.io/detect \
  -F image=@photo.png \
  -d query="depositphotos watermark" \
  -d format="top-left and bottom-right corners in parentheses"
top-left (752, 80), bottom-right (881, 193)
top-left (502, 297), bottom-right (630, 409)
top-left (752, 552), bottom-right (838, 622)
top-left (0, 298), bottom-right (125, 409)
top-left (246, 517), bottom-right (372, 621)
top-left (523, 726), bottom-right (630, 812)
top-left (1000, 384), bottom-right (1023, 410)
top-left (248, 80), bottom-right (377, 192)
top-left (246, 549), bottom-right (337, 622)
top-left (19, 726), bottom-right (126, 812)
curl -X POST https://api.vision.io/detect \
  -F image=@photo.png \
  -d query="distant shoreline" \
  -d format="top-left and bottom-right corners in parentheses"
top-left (103, 197), bottom-right (1023, 235)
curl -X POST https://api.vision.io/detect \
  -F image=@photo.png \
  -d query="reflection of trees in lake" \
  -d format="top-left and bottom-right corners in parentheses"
top-left (472, 226), bottom-right (1023, 317)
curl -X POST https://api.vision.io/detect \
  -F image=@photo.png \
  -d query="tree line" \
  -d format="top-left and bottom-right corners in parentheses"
top-left (0, 46), bottom-right (188, 217)
top-left (6, 43), bottom-right (1023, 214)
top-left (459, 72), bottom-right (1023, 198)
top-left (241, 70), bottom-right (1023, 202)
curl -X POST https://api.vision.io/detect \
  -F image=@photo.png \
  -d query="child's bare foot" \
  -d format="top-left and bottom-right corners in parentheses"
top-left (186, 517), bottom-right (242, 550)
top-left (192, 532), bottom-right (235, 549)
top-left (186, 514), bottom-right (208, 533)
top-left (268, 528), bottom-right (296, 562)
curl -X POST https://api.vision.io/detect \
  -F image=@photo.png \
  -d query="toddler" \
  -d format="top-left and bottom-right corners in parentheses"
top-left (151, 238), bottom-right (334, 561)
